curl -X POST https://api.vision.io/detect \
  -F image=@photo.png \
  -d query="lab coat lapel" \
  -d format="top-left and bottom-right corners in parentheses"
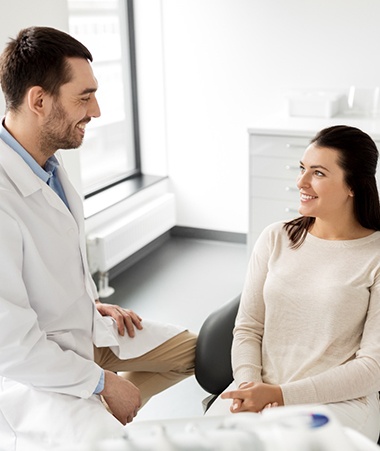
top-left (0, 140), bottom-right (77, 222)
top-left (55, 162), bottom-right (84, 228)
top-left (0, 139), bottom-right (42, 197)
top-left (1, 140), bottom-right (97, 300)
top-left (55, 160), bottom-right (100, 301)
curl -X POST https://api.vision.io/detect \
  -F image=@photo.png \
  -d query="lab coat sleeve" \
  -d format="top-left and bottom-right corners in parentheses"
top-left (0, 209), bottom-right (101, 398)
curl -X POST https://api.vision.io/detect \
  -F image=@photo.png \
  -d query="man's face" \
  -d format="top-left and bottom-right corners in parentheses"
top-left (40, 57), bottom-right (100, 152)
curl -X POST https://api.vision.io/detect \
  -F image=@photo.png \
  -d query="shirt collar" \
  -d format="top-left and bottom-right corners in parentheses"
top-left (0, 118), bottom-right (59, 183)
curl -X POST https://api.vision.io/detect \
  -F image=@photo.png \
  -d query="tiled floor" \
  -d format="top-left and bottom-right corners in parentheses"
top-left (105, 235), bottom-right (248, 422)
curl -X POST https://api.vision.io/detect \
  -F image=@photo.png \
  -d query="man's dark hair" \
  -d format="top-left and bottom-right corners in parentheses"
top-left (0, 26), bottom-right (93, 112)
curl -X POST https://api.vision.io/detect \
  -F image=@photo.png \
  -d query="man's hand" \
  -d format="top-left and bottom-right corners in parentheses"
top-left (221, 381), bottom-right (283, 413)
top-left (100, 370), bottom-right (141, 424)
top-left (96, 300), bottom-right (143, 336)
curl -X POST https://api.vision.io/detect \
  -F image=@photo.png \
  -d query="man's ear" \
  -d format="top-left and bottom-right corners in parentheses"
top-left (27, 86), bottom-right (49, 116)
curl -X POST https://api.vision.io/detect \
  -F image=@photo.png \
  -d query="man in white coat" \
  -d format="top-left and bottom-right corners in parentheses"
top-left (0, 26), bottom-right (196, 450)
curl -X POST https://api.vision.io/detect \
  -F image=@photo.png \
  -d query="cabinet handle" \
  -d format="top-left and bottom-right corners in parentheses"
top-left (285, 186), bottom-right (298, 192)
top-left (285, 207), bottom-right (299, 213)
top-left (285, 164), bottom-right (299, 171)
top-left (286, 143), bottom-right (306, 149)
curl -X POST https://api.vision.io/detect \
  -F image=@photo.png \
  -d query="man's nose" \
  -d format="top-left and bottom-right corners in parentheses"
top-left (89, 96), bottom-right (101, 118)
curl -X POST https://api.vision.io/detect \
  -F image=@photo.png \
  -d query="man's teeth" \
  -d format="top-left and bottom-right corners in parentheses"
top-left (77, 124), bottom-right (86, 130)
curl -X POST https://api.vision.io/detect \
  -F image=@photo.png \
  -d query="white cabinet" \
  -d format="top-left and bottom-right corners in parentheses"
top-left (248, 116), bottom-right (380, 252)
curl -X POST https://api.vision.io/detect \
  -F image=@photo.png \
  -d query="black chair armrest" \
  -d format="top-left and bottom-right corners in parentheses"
top-left (195, 295), bottom-right (240, 395)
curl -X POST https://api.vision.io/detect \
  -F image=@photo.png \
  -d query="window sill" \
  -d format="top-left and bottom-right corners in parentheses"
top-left (83, 174), bottom-right (166, 219)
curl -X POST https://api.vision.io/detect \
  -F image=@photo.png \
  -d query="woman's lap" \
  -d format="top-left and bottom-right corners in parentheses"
top-left (205, 382), bottom-right (380, 442)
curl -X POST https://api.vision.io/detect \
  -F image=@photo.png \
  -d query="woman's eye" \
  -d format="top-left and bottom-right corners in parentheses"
top-left (315, 170), bottom-right (325, 177)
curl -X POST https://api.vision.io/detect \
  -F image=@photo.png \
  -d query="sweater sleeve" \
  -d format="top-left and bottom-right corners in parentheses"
top-left (232, 226), bottom-right (272, 386)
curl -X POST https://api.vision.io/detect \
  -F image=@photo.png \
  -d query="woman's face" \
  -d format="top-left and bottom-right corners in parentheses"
top-left (296, 144), bottom-right (354, 221)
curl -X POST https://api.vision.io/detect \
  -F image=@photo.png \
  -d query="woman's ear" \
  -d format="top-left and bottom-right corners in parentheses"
top-left (27, 86), bottom-right (48, 116)
top-left (349, 189), bottom-right (354, 197)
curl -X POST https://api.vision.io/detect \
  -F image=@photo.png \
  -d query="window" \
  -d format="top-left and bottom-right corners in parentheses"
top-left (68, 0), bottom-right (140, 197)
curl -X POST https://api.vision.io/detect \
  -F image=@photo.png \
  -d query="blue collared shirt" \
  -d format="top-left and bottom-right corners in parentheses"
top-left (0, 119), bottom-right (105, 394)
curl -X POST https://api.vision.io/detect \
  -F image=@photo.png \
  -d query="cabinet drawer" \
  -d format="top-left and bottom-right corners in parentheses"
top-left (249, 135), bottom-right (311, 158)
top-left (250, 155), bottom-right (301, 180)
top-left (250, 177), bottom-right (299, 201)
top-left (250, 197), bottom-right (300, 223)
top-left (249, 197), bottom-right (300, 245)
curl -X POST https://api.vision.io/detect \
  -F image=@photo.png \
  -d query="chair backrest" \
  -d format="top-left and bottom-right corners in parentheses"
top-left (195, 295), bottom-right (240, 395)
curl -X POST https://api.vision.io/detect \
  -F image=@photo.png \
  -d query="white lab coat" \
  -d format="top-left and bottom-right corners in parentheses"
top-left (0, 140), bottom-right (182, 450)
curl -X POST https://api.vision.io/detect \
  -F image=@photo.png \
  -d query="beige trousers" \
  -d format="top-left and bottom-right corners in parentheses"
top-left (94, 330), bottom-right (197, 407)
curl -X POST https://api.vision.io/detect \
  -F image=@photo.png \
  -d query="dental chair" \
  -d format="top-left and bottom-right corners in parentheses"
top-left (194, 294), bottom-right (380, 445)
top-left (194, 295), bottom-right (240, 411)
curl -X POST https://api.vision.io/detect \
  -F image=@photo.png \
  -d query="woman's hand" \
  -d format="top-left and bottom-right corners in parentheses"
top-left (95, 300), bottom-right (143, 337)
top-left (221, 381), bottom-right (284, 413)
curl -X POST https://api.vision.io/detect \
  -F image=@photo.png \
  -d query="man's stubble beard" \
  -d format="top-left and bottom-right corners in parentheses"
top-left (39, 101), bottom-right (83, 160)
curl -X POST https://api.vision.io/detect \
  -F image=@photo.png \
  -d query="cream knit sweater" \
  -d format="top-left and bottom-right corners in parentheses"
top-left (232, 221), bottom-right (380, 406)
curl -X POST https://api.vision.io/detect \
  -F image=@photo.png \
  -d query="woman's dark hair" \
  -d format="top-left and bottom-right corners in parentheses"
top-left (0, 26), bottom-right (93, 112)
top-left (284, 125), bottom-right (380, 248)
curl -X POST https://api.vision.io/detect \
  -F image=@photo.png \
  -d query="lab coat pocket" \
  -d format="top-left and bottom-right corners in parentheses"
top-left (47, 330), bottom-right (76, 352)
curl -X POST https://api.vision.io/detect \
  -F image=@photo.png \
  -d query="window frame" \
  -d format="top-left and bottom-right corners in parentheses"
top-left (69, 0), bottom-right (142, 201)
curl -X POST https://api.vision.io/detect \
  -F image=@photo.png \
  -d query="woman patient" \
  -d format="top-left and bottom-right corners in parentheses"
top-left (207, 125), bottom-right (380, 442)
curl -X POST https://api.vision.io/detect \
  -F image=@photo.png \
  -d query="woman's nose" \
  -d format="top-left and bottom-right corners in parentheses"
top-left (297, 172), bottom-right (310, 190)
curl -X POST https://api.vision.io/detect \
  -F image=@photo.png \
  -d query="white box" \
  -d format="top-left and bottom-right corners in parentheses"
top-left (288, 91), bottom-right (343, 118)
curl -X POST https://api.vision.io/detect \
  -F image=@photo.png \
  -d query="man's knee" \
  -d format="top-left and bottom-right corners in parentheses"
top-left (173, 330), bottom-right (197, 372)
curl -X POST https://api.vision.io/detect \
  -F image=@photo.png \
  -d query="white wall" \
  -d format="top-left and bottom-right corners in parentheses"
top-left (133, 0), bottom-right (168, 177)
top-left (3, 1), bottom-right (380, 235)
top-left (135, 0), bottom-right (380, 234)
